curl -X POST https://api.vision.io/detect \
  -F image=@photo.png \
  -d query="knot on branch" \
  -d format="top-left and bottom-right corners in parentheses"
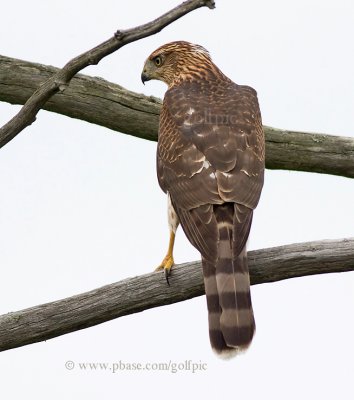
top-left (114, 30), bottom-right (126, 41)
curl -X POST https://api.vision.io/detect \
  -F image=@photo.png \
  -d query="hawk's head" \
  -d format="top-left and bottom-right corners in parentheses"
top-left (141, 41), bottom-right (212, 88)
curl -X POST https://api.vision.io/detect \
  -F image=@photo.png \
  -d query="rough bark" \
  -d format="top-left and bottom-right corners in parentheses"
top-left (0, 0), bottom-right (215, 148)
top-left (265, 126), bottom-right (354, 178)
top-left (0, 238), bottom-right (353, 352)
top-left (1, 55), bottom-right (353, 178)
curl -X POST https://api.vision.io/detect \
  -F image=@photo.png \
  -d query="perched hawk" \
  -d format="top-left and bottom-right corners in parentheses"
top-left (141, 41), bottom-right (265, 356)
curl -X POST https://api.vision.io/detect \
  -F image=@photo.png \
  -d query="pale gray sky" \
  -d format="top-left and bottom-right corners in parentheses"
top-left (0, 1), bottom-right (353, 398)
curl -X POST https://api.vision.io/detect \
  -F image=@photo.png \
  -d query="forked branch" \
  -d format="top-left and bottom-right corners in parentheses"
top-left (0, 56), bottom-right (353, 178)
top-left (0, 0), bottom-right (215, 148)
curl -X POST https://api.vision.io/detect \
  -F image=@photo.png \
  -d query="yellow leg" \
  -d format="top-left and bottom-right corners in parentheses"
top-left (155, 230), bottom-right (175, 283)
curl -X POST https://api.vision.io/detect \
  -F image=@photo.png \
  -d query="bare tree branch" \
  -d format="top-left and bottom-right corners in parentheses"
top-left (264, 126), bottom-right (354, 179)
top-left (0, 238), bottom-right (353, 353)
top-left (1, 55), bottom-right (353, 178)
top-left (0, 0), bottom-right (215, 149)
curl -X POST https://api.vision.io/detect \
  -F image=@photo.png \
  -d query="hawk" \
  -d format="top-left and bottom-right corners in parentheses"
top-left (141, 41), bottom-right (265, 356)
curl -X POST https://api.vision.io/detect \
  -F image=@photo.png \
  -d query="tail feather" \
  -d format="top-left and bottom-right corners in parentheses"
top-left (216, 248), bottom-right (255, 350)
top-left (174, 200), bottom-right (255, 356)
top-left (203, 203), bottom-right (255, 355)
top-left (203, 259), bottom-right (228, 353)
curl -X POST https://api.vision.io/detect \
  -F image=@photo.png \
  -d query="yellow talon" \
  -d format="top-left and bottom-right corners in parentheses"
top-left (155, 254), bottom-right (174, 272)
top-left (155, 231), bottom-right (176, 285)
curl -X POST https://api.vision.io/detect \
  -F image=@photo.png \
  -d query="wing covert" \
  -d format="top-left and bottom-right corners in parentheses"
top-left (157, 80), bottom-right (264, 211)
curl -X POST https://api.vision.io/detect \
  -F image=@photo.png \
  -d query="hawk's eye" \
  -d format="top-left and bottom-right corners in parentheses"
top-left (153, 56), bottom-right (162, 67)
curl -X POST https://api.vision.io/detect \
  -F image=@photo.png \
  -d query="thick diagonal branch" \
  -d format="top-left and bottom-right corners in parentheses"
top-left (0, 238), bottom-right (353, 352)
top-left (0, 0), bottom-right (215, 148)
top-left (1, 55), bottom-right (353, 178)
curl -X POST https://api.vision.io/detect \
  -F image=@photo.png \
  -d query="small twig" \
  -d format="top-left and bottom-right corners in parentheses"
top-left (0, 0), bottom-right (215, 148)
top-left (0, 238), bottom-right (353, 352)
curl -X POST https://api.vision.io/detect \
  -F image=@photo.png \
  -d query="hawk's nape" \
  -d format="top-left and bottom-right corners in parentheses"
top-left (141, 41), bottom-right (265, 356)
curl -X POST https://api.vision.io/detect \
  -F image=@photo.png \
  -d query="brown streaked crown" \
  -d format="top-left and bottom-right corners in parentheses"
top-left (142, 41), bottom-right (227, 87)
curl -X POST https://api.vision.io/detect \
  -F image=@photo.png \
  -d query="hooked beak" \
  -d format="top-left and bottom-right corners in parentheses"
top-left (141, 71), bottom-right (150, 85)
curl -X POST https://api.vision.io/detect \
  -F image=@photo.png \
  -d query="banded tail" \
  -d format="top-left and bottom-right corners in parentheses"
top-left (203, 203), bottom-right (255, 356)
